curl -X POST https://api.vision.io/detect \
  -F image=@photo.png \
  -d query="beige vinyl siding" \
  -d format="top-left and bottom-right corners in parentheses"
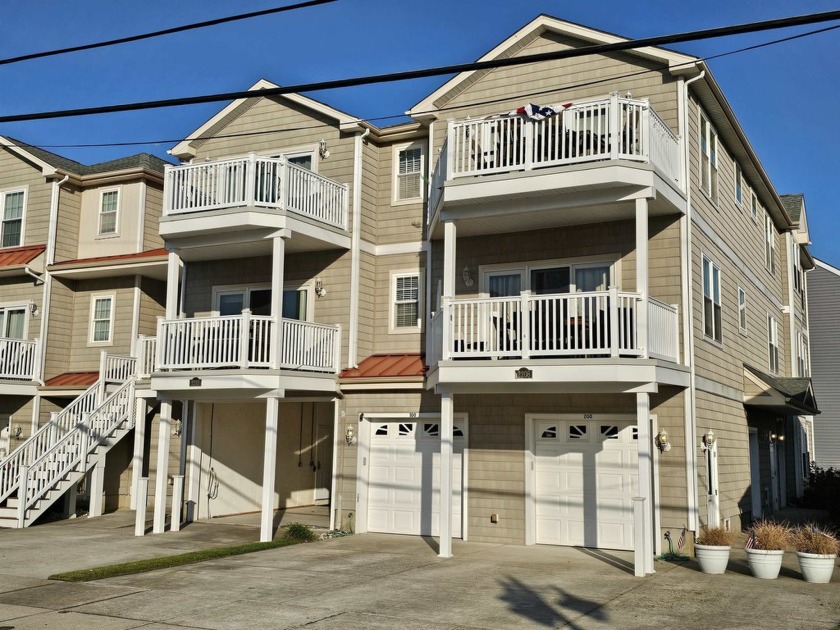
top-left (54, 185), bottom-right (81, 263)
top-left (809, 264), bottom-right (840, 468)
top-left (652, 388), bottom-right (688, 531)
top-left (376, 140), bottom-right (426, 246)
top-left (360, 141), bottom-right (379, 243)
top-left (138, 278), bottom-right (166, 337)
top-left (0, 395), bottom-right (35, 443)
top-left (356, 251), bottom-right (376, 361)
top-left (43, 278), bottom-right (75, 381)
top-left (76, 181), bottom-right (146, 259)
top-left (374, 252), bottom-right (425, 353)
top-left (67, 278), bottom-right (136, 370)
top-left (0, 149), bottom-right (52, 249)
top-left (143, 182), bottom-right (164, 251)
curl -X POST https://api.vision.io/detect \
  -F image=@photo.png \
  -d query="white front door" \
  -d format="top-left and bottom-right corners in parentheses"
top-left (533, 418), bottom-right (638, 550)
top-left (367, 421), bottom-right (466, 537)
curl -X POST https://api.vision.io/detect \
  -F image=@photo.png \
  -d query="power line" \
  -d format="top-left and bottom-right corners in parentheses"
top-left (0, 0), bottom-right (336, 67)
top-left (10, 20), bottom-right (839, 152)
top-left (2, 9), bottom-right (839, 125)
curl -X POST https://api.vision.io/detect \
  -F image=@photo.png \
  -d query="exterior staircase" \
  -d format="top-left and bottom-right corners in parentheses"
top-left (0, 353), bottom-right (137, 528)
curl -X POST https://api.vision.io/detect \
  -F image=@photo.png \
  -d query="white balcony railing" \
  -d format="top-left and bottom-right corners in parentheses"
top-left (165, 155), bottom-right (349, 230)
top-left (434, 289), bottom-right (679, 364)
top-left (430, 95), bottom-right (681, 217)
top-left (0, 338), bottom-right (39, 381)
top-left (136, 335), bottom-right (157, 379)
top-left (154, 312), bottom-right (340, 374)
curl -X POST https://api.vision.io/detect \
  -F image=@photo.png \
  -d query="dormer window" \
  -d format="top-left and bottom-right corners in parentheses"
top-left (98, 189), bottom-right (119, 236)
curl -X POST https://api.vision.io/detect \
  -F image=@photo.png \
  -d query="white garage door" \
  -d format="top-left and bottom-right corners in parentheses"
top-left (368, 421), bottom-right (465, 538)
top-left (534, 419), bottom-right (638, 550)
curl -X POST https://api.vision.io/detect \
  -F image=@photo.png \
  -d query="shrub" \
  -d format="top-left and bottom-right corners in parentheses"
top-left (749, 520), bottom-right (790, 551)
top-left (283, 521), bottom-right (318, 543)
top-left (696, 526), bottom-right (733, 546)
top-left (803, 465), bottom-right (840, 523)
top-left (791, 524), bottom-right (840, 556)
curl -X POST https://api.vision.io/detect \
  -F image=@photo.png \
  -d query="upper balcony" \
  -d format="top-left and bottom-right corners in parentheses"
top-left (428, 95), bottom-right (685, 236)
top-left (161, 155), bottom-right (350, 257)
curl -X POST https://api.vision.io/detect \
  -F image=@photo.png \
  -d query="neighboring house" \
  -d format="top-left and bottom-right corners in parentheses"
top-left (0, 15), bottom-right (820, 575)
top-left (0, 137), bottom-right (176, 524)
top-left (808, 258), bottom-right (840, 468)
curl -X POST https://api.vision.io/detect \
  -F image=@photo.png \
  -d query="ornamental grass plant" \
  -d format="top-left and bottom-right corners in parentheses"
top-left (749, 520), bottom-right (790, 550)
top-left (791, 524), bottom-right (840, 555)
top-left (696, 526), bottom-right (733, 546)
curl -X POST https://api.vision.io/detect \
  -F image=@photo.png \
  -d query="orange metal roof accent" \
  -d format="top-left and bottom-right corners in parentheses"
top-left (0, 244), bottom-right (45, 268)
top-left (44, 372), bottom-right (98, 387)
top-left (341, 354), bottom-right (425, 379)
top-left (53, 248), bottom-right (168, 267)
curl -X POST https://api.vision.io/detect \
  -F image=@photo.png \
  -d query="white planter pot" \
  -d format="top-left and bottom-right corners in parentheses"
top-left (695, 544), bottom-right (730, 574)
top-left (745, 548), bottom-right (784, 579)
top-left (797, 552), bottom-right (837, 584)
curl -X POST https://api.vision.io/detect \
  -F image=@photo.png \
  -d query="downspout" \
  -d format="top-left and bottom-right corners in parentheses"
top-left (785, 232), bottom-right (796, 375)
top-left (37, 174), bottom-right (70, 389)
top-left (347, 127), bottom-right (370, 368)
top-left (680, 70), bottom-right (704, 533)
top-left (23, 267), bottom-right (43, 284)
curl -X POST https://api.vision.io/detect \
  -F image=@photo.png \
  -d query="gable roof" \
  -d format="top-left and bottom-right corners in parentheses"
top-left (744, 364), bottom-right (820, 415)
top-left (169, 79), bottom-right (365, 160)
top-left (407, 14), bottom-right (699, 119)
top-left (780, 194), bottom-right (804, 223)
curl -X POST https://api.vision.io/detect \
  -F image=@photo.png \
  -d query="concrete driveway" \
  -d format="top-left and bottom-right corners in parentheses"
top-left (0, 513), bottom-right (838, 629)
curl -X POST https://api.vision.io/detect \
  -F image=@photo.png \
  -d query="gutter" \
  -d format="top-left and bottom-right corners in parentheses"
top-left (23, 266), bottom-right (43, 284)
top-left (347, 127), bottom-right (370, 368)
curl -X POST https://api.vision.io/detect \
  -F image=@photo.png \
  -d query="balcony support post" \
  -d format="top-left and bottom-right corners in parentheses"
top-left (239, 309), bottom-right (252, 369)
top-left (152, 401), bottom-right (172, 534)
top-left (260, 397), bottom-right (280, 542)
top-left (520, 291), bottom-right (531, 359)
top-left (636, 392), bottom-right (655, 574)
top-left (635, 198), bottom-right (649, 358)
top-left (610, 92), bottom-right (620, 160)
top-left (270, 234), bottom-right (287, 369)
top-left (130, 398), bottom-right (147, 510)
top-left (439, 391), bottom-right (454, 558)
top-left (245, 153), bottom-right (257, 207)
top-left (609, 286), bottom-right (620, 357)
top-left (166, 252), bottom-right (181, 320)
top-left (442, 222), bottom-right (457, 363)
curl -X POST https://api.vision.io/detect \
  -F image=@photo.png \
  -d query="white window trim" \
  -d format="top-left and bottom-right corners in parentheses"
top-left (737, 287), bottom-right (747, 335)
top-left (392, 141), bottom-right (426, 206)
top-left (478, 254), bottom-right (620, 296)
top-left (389, 269), bottom-right (423, 334)
top-left (211, 282), bottom-right (313, 320)
top-left (796, 331), bottom-right (810, 377)
top-left (734, 163), bottom-right (742, 208)
top-left (97, 186), bottom-right (121, 238)
top-left (767, 313), bottom-right (779, 374)
top-left (266, 145), bottom-right (320, 173)
top-left (88, 294), bottom-right (115, 346)
top-left (764, 212), bottom-right (776, 276)
top-left (702, 254), bottom-right (722, 344)
top-left (698, 112), bottom-right (718, 204)
top-left (0, 187), bottom-right (27, 249)
top-left (750, 192), bottom-right (759, 224)
top-left (0, 301), bottom-right (31, 339)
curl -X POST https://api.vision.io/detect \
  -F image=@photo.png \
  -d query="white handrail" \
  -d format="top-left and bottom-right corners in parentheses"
top-left (277, 319), bottom-right (341, 373)
top-left (103, 355), bottom-right (136, 382)
top-left (136, 335), bottom-right (157, 378)
top-left (647, 298), bottom-right (680, 362)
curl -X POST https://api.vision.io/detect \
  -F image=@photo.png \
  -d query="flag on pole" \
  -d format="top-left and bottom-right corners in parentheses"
top-left (677, 527), bottom-right (686, 551)
top-left (745, 531), bottom-right (756, 549)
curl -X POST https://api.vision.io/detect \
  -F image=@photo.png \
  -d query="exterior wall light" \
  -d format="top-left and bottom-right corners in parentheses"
top-left (656, 428), bottom-right (671, 452)
top-left (314, 277), bottom-right (327, 298)
top-left (345, 426), bottom-right (357, 446)
top-left (701, 429), bottom-right (716, 451)
top-left (319, 139), bottom-right (330, 159)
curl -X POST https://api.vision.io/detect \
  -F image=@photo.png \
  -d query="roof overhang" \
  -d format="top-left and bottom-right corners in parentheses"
top-left (743, 365), bottom-right (819, 415)
top-left (49, 251), bottom-right (168, 281)
top-left (0, 136), bottom-right (57, 176)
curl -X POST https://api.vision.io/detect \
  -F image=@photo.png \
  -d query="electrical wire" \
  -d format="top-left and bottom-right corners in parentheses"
top-left (1, 10), bottom-right (840, 124)
top-left (0, 0), bottom-right (337, 67)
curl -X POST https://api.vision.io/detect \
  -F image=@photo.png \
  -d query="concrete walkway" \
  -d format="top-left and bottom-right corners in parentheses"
top-left (0, 513), bottom-right (838, 629)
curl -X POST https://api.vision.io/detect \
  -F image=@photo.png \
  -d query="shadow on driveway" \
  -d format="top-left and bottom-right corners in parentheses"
top-left (498, 575), bottom-right (608, 628)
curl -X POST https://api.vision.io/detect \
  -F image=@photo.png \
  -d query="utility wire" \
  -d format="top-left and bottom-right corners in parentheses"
top-left (0, 0), bottom-right (336, 67)
top-left (11, 21), bottom-right (839, 151)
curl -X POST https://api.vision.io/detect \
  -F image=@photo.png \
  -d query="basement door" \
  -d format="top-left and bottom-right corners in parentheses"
top-left (533, 418), bottom-right (638, 550)
top-left (367, 421), bottom-right (465, 537)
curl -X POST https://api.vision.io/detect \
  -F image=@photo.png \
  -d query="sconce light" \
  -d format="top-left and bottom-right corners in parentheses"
top-left (770, 432), bottom-right (777, 441)
top-left (701, 429), bottom-right (716, 451)
top-left (656, 428), bottom-right (671, 453)
top-left (778, 434), bottom-right (785, 442)
top-left (28, 302), bottom-right (38, 317)
top-left (172, 420), bottom-right (182, 437)
top-left (345, 426), bottom-right (357, 446)
top-left (318, 139), bottom-right (330, 159)
top-left (314, 277), bottom-right (327, 298)
top-left (462, 266), bottom-right (474, 287)
top-left (13, 426), bottom-right (22, 440)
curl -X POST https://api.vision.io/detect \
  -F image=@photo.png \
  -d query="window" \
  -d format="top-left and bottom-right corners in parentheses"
top-left (0, 306), bottom-right (26, 339)
top-left (767, 315), bottom-right (779, 373)
top-left (214, 285), bottom-right (308, 320)
top-left (735, 164), bottom-right (742, 206)
top-left (765, 213), bottom-right (776, 275)
top-left (98, 189), bottom-right (119, 235)
top-left (702, 255), bottom-right (722, 343)
top-left (796, 332), bottom-right (810, 377)
top-left (90, 296), bottom-right (114, 344)
top-left (738, 287), bottom-right (747, 334)
top-left (792, 242), bottom-right (804, 300)
top-left (391, 272), bottom-right (421, 332)
top-left (751, 193), bottom-right (759, 223)
top-left (699, 114), bottom-right (718, 202)
top-left (393, 143), bottom-right (424, 203)
top-left (1, 190), bottom-right (24, 248)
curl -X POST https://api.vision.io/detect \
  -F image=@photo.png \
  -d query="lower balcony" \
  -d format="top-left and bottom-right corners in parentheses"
top-left (139, 313), bottom-right (341, 397)
top-left (0, 338), bottom-right (39, 382)
top-left (427, 290), bottom-right (687, 393)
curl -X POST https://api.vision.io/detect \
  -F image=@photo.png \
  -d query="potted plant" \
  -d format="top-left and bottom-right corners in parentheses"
top-left (695, 526), bottom-right (733, 574)
top-left (745, 520), bottom-right (789, 579)
top-left (791, 524), bottom-right (839, 583)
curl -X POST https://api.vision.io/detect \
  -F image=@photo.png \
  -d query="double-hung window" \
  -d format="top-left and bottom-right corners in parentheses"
top-left (765, 213), bottom-right (776, 275)
top-left (391, 272), bottom-right (422, 332)
top-left (737, 287), bottom-right (747, 334)
top-left (702, 255), bottom-right (722, 342)
top-left (699, 114), bottom-right (718, 202)
top-left (215, 285), bottom-right (308, 320)
top-left (751, 193), bottom-right (759, 223)
top-left (735, 163), bottom-right (742, 207)
top-left (792, 242), bottom-right (804, 307)
top-left (394, 143), bottom-right (424, 203)
top-left (98, 189), bottom-right (119, 235)
top-left (796, 331), bottom-right (810, 377)
top-left (90, 296), bottom-right (114, 344)
top-left (767, 315), bottom-right (779, 373)
top-left (1, 190), bottom-right (24, 248)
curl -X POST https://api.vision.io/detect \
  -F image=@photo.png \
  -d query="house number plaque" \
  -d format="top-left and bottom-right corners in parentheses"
top-left (514, 367), bottom-right (533, 379)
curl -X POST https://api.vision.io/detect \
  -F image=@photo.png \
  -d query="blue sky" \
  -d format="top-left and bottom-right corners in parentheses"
top-left (2, 1), bottom-right (839, 265)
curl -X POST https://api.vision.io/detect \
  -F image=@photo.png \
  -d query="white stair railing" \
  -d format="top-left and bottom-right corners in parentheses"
top-left (18, 378), bottom-right (136, 527)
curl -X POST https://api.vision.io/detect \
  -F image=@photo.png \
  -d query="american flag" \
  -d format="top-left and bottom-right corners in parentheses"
top-left (677, 527), bottom-right (686, 551)
top-left (745, 531), bottom-right (756, 549)
top-left (504, 103), bottom-right (573, 121)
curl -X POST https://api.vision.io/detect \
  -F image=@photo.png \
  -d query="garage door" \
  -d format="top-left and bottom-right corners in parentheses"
top-left (368, 421), bottom-right (465, 537)
top-left (534, 419), bottom-right (637, 550)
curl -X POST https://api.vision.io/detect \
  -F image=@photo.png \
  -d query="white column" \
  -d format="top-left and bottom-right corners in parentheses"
top-left (270, 236), bottom-right (286, 368)
top-left (439, 392), bottom-right (454, 558)
top-left (636, 392), bottom-right (654, 574)
top-left (134, 478), bottom-right (148, 536)
top-left (152, 401), bottom-right (172, 534)
top-left (63, 480), bottom-right (78, 518)
top-left (443, 221), bottom-right (457, 298)
top-left (88, 457), bottom-right (105, 518)
top-left (261, 398), bottom-right (280, 542)
top-left (635, 198), bottom-right (649, 358)
top-left (130, 398), bottom-right (147, 510)
top-left (186, 403), bottom-right (201, 522)
top-left (165, 251), bottom-right (180, 320)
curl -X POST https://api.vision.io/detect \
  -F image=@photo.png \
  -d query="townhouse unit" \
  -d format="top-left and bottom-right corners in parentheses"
top-left (0, 16), bottom-right (820, 575)
top-left (0, 137), bottom-right (176, 525)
